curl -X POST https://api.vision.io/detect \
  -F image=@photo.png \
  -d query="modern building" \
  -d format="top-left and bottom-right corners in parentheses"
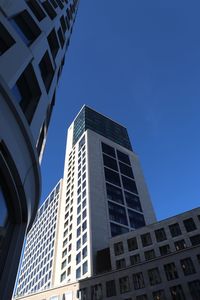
top-left (15, 106), bottom-right (157, 297)
top-left (0, 0), bottom-right (79, 299)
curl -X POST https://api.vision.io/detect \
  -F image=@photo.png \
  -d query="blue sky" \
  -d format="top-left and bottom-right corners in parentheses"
top-left (41, 0), bottom-right (200, 220)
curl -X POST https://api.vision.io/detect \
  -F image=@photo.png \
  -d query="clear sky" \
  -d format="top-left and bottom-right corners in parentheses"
top-left (41, 0), bottom-right (200, 221)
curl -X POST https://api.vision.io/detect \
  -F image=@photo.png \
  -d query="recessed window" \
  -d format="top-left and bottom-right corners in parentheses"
top-left (12, 10), bottom-right (41, 45)
top-left (164, 263), bottom-right (178, 281)
top-left (136, 295), bottom-right (147, 300)
top-left (76, 252), bottom-right (81, 264)
top-left (42, 1), bottom-right (57, 20)
top-left (12, 63), bottom-right (41, 123)
top-left (169, 223), bottom-right (182, 237)
top-left (60, 271), bottom-right (66, 282)
top-left (47, 29), bottom-right (59, 59)
top-left (124, 191), bottom-right (142, 211)
top-left (119, 162), bottom-right (134, 178)
top-left (102, 143), bottom-right (115, 158)
top-left (82, 261), bottom-right (88, 274)
top-left (148, 268), bottom-right (161, 286)
top-left (180, 257), bottom-right (196, 275)
top-left (117, 150), bottom-right (131, 165)
top-left (132, 272), bottom-right (145, 290)
top-left (116, 258), bottom-right (126, 269)
top-left (122, 176), bottom-right (138, 194)
top-left (141, 233), bottom-right (152, 247)
top-left (159, 244), bottom-right (171, 256)
top-left (0, 22), bottom-right (15, 55)
top-left (39, 51), bottom-right (54, 92)
top-left (76, 267), bottom-right (81, 279)
top-left (153, 290), bottom-right (166, 300)
top-left (190, 234), bottom-right (200, 246)
top-left (114, 241), bottom-right (124, 256)
top-left (57, 27), bottom-right (65, 48)
top-left (104, 168), bottom-right (121, 187)
top-left (119, 276), bottom-right (130, 294)
top-left (130, 254), bottom-right (140, 265)
top-left (128, 210), bottom-right (145, 229)
top-left (110, 223), bottom-right (129, 237)
top-left (183, 218), bottom-right (197, 232)
top-left (188, 280), bottom-right (200, 300)
top-left (155, 228), bottom-right (167, 242)
top-left (27, 0), bottom-right (46, 21)
top-left (127, 237), bottom-right (138, 251)
top-left (106, 183), bottom-right (124, 204)
top-left (50, 0), bottom-right (58, 8)
top-left (108, 202), bottom-right (128, 226)
top-left (170, 285), bottom-right (185, 300)
top-left (174, 239), bottom-right (186, 251)
top-left (144, 249), bottom-right (156, 260)
top-left (91, 284), bottom-right (103, 299)
top-left (106, 280), bottom-right (116, 297)
top-left (103, 154), bottom-right (118, 171)
top-left (60, 15), bottom-right (67, 33)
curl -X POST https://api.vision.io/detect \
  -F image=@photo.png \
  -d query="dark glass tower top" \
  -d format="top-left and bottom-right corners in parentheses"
top-left (73, 106), bottom-right (132, 150)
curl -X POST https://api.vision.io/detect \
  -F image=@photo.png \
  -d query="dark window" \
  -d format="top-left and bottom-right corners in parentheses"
top-left (106, 280), bottom-right (116, 297)
top-left (110, 223), bottom-right (129, 237)
top-left (133, 272), bottom-right (145, 290)
top-left (106, 183), bottom-right (124, 204)
top-left (190, 234), bottom-right (200, 246)
top-left (141, 233), bottom-right (152, 247)
top-left (170, 285), bottom-right (185, 300)
top-left (124, 191), bottom-right (142, 211)
top-left (136, 295), bottom-right (147, 300)
top-left (188, 280), bottom-right (200, 300)
top-left (39, 51), bottom-right (54, 92)
top-left (42, 1), bottom-right (57, 20)
top-left (144, 249), bottom-right (156, 260)
top-left (108, 202), bottom-right (128, 226)
top-left (12, 10), bottom-right (41, 45)
top-left (37, 122), bottom-right (45, 155)
top-left (47, 29), bottom-right (59, 59)
top-left (122, 176), bottom-right (138, 193)
top-left (0, 22), bottom-right (15, 55)
top-left (183, 218), bottom-right (197, 232)
top-left (102, 143), bottom-right (116, 158)
top-left (148, 268), bottom-right (161, 286)
top-left (116, 258), bottom-right (126, 269)
top-left (169, 223), bottom-right (182, 237)
top-left (127, 237), bottom-right (138, 251)
top-left (119, 162), bottom-right (134, 178)
top-left (155, 228), bottom-right (167, 242)
top-left (117, 150), bottom-right (131, 165)
top-left (164, 263), bottom-right (178, 280)
top-left (174, 239), bottom-right (186, 251)
top-left (119, 276), bottom-right (130, 294)
top-left (12, 63), bottom-right (41, 123)
top-left (103, 154), bottom-right (118, 171)
top-left (56, 0), bottom-right (64, 8)
top-left (57, 27), bottom-right (65, 48)
top-left (104, 168), bottom-right (121, 186)
top-left (159, 244), bottom-right (171, 256)
top-left (114, 241), bottom-right (124, 256)
top-left (27, 0), bottom-right (46, 21)
top-left (128, 210), bottom-right (145, 229)
top-left (60, 15), bottom-right (67, 33)
top-left (153, 290), bottom-right (166, 300)
top-left (50, 0), bottom-right (58, 8)
top-left (91, 284), bottom-right (103, 299)
top-left (197, 254), bottom-right (200, 264)
top-left (180, 258), bottom-right (196, 275)
top-left (130, 254), bottom-right (140, 265)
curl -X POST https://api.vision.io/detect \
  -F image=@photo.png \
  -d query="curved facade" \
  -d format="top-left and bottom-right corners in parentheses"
top-left (0, 0), bottom-right (79, 299)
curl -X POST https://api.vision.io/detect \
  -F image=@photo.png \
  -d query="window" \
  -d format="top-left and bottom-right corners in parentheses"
top-left (91, 284), bottom-right (102, 300)
top-left (169, 223), bottom-right (182, 237)
top-left (122, 176), bottom-right (138, 194)
top-left (50, 0), bottom-right (58, 8)
top-left (188, 280), bottom-right (200, 300)
top-left (183, 218), bottom-right (197, 232)
top-left (119, 276), bottom-right (130, 293)
top-left (152, 290), bottom-right (166, 300)
top-left (144, 249), bottom-right (156, 260)
top-left (0, 22), bottom-right (15, 55)
top-left (116, 258), bottom-right (126, 269)
top-left (170, 285), bottom-right (185, 300)
top-left (127, 237), bottom-right (138, 251)
top-left (125, 191), bottom-right (142, 211)
top-left (110, 223), bottom-right (129, 237)
top-left (76, 267), bottom-right (81, 279)
top-left (164, 263), bottom-right (178, 280)
top-left (174, 239), bottom-right (186, 251)
top-left (61, 260), bottom-right (66, 269)
top-left (76, 252), bottom-right (81, 264)
top-left (82, 233), bottom-right (87, 244)
top-left (141, 233), bottom-right (152, 247)
top-left (190, 234), bottom-right (200, 246)
top-left (117, 150), bottom-right (131, 165)
top-left (148, 268), bottom-right (161, 286)
top-left (155, 228), bottom-right (167, 242)
top-left (106, 183), bottom-right (124, 204)
top-left (114, 241), bottom-right (124, 256)
top-left (130, 254), bottom-right (140, 265)
top-left (180, 257), bottom-right (196, 275)
top-left (128, 210), bottom-right (145, 229)
top-left (104, 168), bottom-right (121, 186)
top-left (136, 295), bottom-right (147, 300)
top-left (42, 0), bottom-right (57, 20)
top-left (47, 29), bottom-right (59, 59)
top-left (12, 63), bottom-right (41, 123)
top-left (12, 10), bottom-right (41, 45)
top-left (106, 280), bottom-right (116, 297)
top-left (60, 271), bottom-right (66, 282)
top-left (108, 202), bottom-right (128, 225)
top-left (102, 143), bottom-right (115, 157)
top-left (103, 154), bottom-right (118, 171)
top-left (159, 244), bottom-right (170, 256)
top-left (56, 0), bottom-right (64, 9)
top-left (39, 51), bottom-right (54, 92)
top-left (133, 272), bottom-right (145, 290)
top-left (119, 162), bottom-right (134, 178)
top-left (57, 27), bottom-right (65, 48)
top-left (27, 0), bottom-right (46, 21)
top-left (76, 239), bottom-right (81, 250)
top-left (82, 261), bottom-right (87, 274)
top-left (60, 15), bottom-right (67, 33)
top-left (82, 246), bottom-right (87, 259)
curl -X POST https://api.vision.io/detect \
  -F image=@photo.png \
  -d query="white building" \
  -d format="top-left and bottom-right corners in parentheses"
top-left (0, 0), bottom-right (79, 298)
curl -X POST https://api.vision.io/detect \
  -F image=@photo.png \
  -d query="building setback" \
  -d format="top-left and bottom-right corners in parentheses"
top-left (0, 0), bottom-right (79, 299)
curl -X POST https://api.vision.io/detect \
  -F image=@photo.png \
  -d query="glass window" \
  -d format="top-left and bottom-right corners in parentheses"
top-left (42, 0), bottom-right (57, 20)
top-left (103, 154), bottom-right (118, 171)
top-left (27, 0), bottom-right (46, 21)
top-left (144, 249), bottom-right (156, 260)
top-left (76, 252), bottom-right (81, 264)
top-left (82, 233), bottom-right (87, 244)
top-left (0, 22), bottom-right (15, 55)
top-left (60, 271), bottom-right (66, 282)
top-left (106, 183), bottom-right (124, 204)
top-left (130, 254), bottom-right (141, 265)
top-left (116, 258), bottom-right (126, 269)
top-left (110, 223), bottom-right (129, 237)
top-left (128, 210), bottom-right (145, 229)
top-left (108, 202), bottom-right (128, 226)
top-left (76, 267), bottom-right (81, 279)
top-left (76, 239), bottom-right (81, 250)
top-left (106, 280), bottom-right (116, 297)
top-left (159, 244), bottom-right (171, 256)
top-left (122, 176), bottom-right (138, 193)
top-left (188, 280), bottom-right (200, 300)
top-left (114, 241), bottom-right (124, 256)
top-left (60, 15), bottom-right (66, 33)
top-left (119, 276), bottom-right (130, 294)
top-left (183, 218), bottom-right (197, 232)
top-left (141, 233), bottom-right (152, 247)
top-left (180, 257), bottom-right (196, 275)
top-left (125, 191), bottom-right (142, 211)
top-left (82, 246), bottom-right (87, 259)
top-left (39, 51), bottom-right (54, 92)
top-left (174, 239), bottom-right (186, 251)
top-left (47, 28), bottom-right (59, 59)
top-left (190, 234), bottom-right (200, 246)
top-left (164, 263), bottom-right (178, 280)
top-left (148, 268), bottom-right (161, 286)
top-left (169, 223), bottom-right (182, 237)
top-left (119, 162), bottom-right (134, 178)
top-left (127, 237), bottom-right (138, 251)
top-left (57, 27), bottom-right (65, 48)
top-left (102, 143), bottom-right (115, 157)
top-left (170, 285), bottom-right (185, 300)
top-left (117, 150), bottom-right (131, 165)
top-left (155, 228), bottom-right (167, 242)
top-left (82, 261), bottom-right (88, 274)
top-left (91, 284), bottom-right (102, 300)
top-left (132, 272), bottom-right (145, 290)
top-left (152, 290), bottom-right (166, 300)
top-left (12, 10), bottom-right (41, 45)
top-left (104, 168), bottom-right (121, 186)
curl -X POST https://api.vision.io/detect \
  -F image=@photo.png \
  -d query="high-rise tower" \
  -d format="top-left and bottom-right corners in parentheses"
top-left (0, 0), bottom-right (79, 298)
